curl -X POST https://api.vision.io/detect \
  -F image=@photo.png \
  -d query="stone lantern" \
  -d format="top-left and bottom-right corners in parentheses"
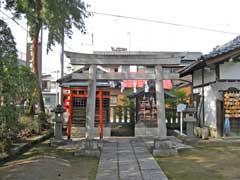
top-left (184, 107), bottom-right (197, 137)
top-left (51, 104), bottom-right (65, 141)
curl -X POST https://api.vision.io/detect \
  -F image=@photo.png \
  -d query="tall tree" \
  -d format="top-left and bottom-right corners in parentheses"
top-left (5, 0), bottom-right (89, 112)
top-left (0, 19), bottom-right (20, 148)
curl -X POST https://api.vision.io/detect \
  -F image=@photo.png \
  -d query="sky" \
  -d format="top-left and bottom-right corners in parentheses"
top-left (1, 0), bottom-right (240, 74)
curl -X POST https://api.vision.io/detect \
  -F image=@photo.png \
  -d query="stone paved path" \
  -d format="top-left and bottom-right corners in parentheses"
top-left (96, 138), bottom-right (168, 180)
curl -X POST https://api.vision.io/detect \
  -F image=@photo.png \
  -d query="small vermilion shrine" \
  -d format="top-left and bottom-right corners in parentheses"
top-left (63, 87), bottom-right (110, 139)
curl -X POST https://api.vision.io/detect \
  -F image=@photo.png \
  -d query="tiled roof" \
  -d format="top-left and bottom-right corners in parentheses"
top-left (179, 35), bottom-right (240, 77)
top-left (204, 35), bottom-right (240, 59)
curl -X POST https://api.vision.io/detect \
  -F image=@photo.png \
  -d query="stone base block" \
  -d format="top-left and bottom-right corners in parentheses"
top-left (154, 139), bottom-right (173, 149)
top-left (50, 138), bottom-right (66, 147)
top-left (152, 137), bottom-right (178, 157)
top-left (153, 149), bottom-right (178, 157)
top-left (71, 127), bottom-right (111, 138)
top-left (74, 149), bottom-right (100, 157)
top-left (135, 127), bottom-right (158, 137)
top-left (74, 139), bottom-right (101, 158)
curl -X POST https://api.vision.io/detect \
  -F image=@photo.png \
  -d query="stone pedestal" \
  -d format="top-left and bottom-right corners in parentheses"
top-left (185, 117), bottom-right (196, 137)
top-left (152, 137), bottom-right (178, 157)
top-left (74, 139), bottom-right (101, 158)
top-left (55, 118), bottom-right (63, 140)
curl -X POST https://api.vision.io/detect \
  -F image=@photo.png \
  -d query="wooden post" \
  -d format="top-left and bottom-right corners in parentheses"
top-left (99, 91), bottom-right (103, 139)
top-left (86, 65), bottom-right (97, 139)
top-left (155, 65), bottom-right (167, 137)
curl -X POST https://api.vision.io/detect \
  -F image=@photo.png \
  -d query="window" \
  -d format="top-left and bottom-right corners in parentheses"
top-left (51, 82), bottom-right (56, 89)
top-left (42, 80), bottom-right (51, 91)
top-left (114, 67), bottom-right (118, 72)
top-left (121, 65), bottom-right (130, 72)
top-left (110, 95), bottom-right (118, 104)
top-left (137, 66), bottom-right (145, 72)
top-left (72, 97), bottom-right (87, 107)
top-left (44, 97), bottom-right (51, 104)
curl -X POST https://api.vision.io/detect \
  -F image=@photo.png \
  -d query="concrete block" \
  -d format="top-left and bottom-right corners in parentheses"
top-left (154, 140), bottom-right (173, 149)
top-left (74, 149), bottom-right (100, 157)
top-left (210, 128), bottom-right (217, 138)
top-left (50, 138), bottom-right (66, 147)
top-left (152, 149), bottom-right (177, 157)
top-left (135, 127), bottom-right (158, 137)
top-left (194, 127), bottom-right (201, 137)
top-left (201, 127), bottom-right (209, 140)
top-left (74, 139), bottom-right (101, 158)
top-left (153, 138), bottom-right (178, 157)
top-left (71, 127), bottom-right (111, 138)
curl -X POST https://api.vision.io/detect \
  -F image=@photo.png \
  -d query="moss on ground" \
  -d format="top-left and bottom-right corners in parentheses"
top-left (156, 141), bottom-right (240, 180)
top-left (0, 140), bottom-right (99, 180)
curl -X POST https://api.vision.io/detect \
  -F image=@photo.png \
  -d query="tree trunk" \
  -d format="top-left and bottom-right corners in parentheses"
top-left (32, 30), bottom-right (45, 113)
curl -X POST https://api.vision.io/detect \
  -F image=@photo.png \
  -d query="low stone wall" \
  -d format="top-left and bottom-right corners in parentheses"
top-left (0, 129), bottom-right (53, 164)
top-left (71, 127), bottom-right (111, 138)
top-left (135, 127), bottom-right (159, 137)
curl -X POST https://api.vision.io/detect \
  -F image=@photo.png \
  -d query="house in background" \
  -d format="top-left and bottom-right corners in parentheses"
top-left (179, 36), bottom-right (240, 137)
top-left (42, 73), bottom-right (59, 112)
top-left (173, 52), bottom-right (202, 100)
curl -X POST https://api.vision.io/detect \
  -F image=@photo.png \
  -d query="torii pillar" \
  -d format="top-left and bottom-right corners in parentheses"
top-left (155, 65), bottom-right (167, 137)
top-left (86, 65), bottom-right (97, 139)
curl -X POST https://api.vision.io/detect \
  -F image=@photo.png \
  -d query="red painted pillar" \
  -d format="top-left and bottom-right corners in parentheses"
top-left (67, 89), bottom-right (73, 139)
top-left (99, 91), bottom-right (103, 139)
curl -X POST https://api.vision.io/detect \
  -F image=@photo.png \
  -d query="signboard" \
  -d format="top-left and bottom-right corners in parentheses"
top-left (177, 103), bottom-right (186, 135)
top-left (177, 103), bottom-right (186, 112)
top-left (224, 91), bottom-right (240, 118)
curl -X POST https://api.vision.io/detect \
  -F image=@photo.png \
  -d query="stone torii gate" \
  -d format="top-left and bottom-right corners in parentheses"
top-left (65, 51), bottom-right (186, 139)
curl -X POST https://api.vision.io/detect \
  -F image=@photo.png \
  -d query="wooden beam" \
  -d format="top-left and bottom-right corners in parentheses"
top-left (71, 72), bottom-right (179, 80)
top-left (65, 51), bottom-right (182, 65)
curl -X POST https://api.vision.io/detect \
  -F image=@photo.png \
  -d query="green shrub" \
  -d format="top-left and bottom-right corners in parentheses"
top-left (18, 115), bottom-right (41, 137)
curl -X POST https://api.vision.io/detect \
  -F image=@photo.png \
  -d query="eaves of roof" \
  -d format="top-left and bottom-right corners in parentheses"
top-left (179, 59), bottom-right (205, 77)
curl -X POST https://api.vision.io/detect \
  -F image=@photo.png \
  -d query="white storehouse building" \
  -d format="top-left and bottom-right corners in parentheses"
top-left (180, 36), bottom-right (240, 137)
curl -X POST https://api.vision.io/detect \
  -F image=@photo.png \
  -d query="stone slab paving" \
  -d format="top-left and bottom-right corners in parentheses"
top-left (95, 138), bottom-right (168, 180)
